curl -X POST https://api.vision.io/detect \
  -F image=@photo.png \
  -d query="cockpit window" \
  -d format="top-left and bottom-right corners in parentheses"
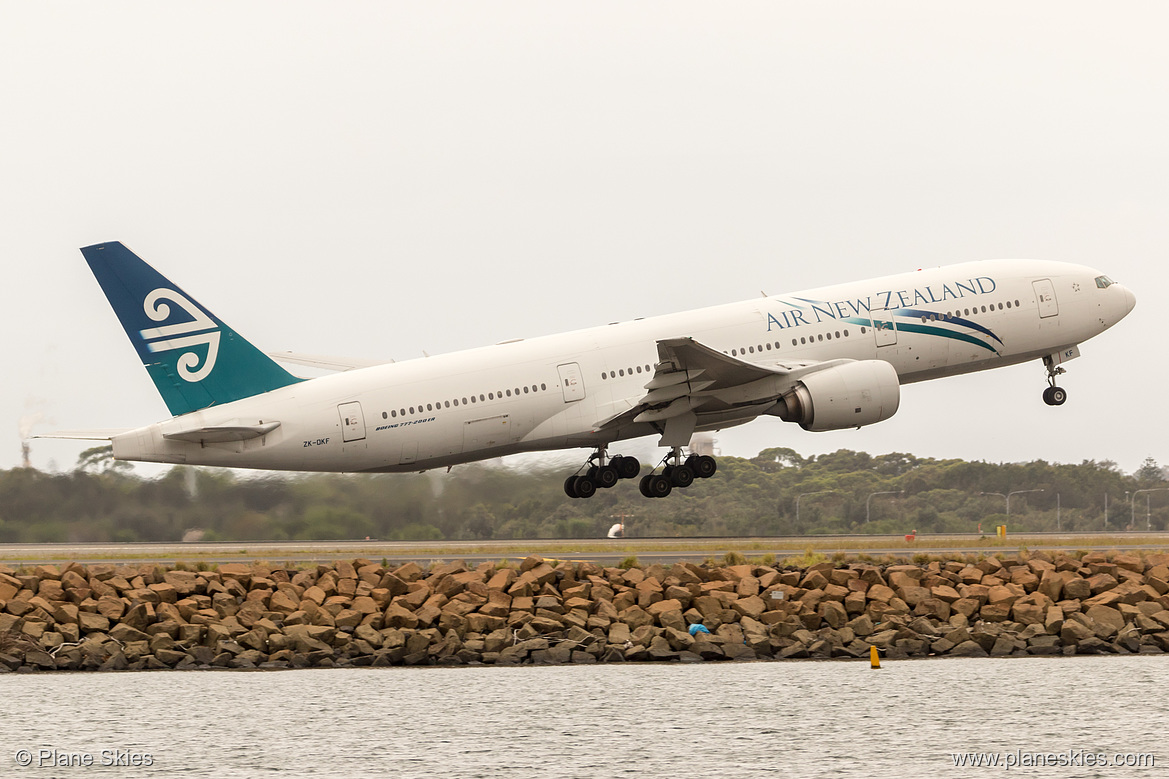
top-left (1095, 275), bottom-right (1114, 289)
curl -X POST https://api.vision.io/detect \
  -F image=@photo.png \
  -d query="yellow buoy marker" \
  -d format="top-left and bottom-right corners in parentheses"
top-left (870, 645), bottom-right (880, 669)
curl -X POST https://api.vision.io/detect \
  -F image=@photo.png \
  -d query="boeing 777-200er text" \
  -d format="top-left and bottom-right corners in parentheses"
top-left (47, 242), bottom-right (1135, 499)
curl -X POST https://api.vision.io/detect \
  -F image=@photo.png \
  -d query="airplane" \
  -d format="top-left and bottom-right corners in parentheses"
top-left (44, 242), bottom-right (1135, 499)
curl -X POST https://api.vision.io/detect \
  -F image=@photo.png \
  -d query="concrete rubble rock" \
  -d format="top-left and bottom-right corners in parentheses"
top-left (1, 551), bottom-right (1166, 671)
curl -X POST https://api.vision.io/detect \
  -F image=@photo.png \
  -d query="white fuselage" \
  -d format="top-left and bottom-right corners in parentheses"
top-left (111, 259), bottom-right (1135, 472)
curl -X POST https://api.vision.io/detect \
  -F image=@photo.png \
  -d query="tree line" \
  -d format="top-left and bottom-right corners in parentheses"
top-left (0, 447), bottom-right (1165, 543)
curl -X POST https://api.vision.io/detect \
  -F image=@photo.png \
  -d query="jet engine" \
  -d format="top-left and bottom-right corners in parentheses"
top-left (772, 360), bottom-right (901, 432)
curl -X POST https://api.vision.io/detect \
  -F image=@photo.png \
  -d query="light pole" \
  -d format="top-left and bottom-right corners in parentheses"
top-left (865, 490), bottom-right (902, 525)
top-left (795, 490), bottom-right (836, 527)
top-left (1132, 489), bottom-right (1169, 531)
top-left (979, 489), bottom-right (1044, 523)
top-left (1007, 489), bottom-right (1044, 522)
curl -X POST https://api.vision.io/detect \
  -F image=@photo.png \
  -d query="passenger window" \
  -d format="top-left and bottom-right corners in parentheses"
top-left (409, 406), bottom-right (415, 414)
top-left (541, 383), bottom-right (547, 390)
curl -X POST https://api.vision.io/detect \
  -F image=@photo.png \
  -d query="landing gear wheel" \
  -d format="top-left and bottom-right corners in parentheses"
top-left (1043, 386), bottom-right (1067, 406)
top-left (687, 455), bottom-right (717, 479)
top-left (670, 464), bottom-right (695, 488)
top-left (594, 465), bottom-right (619, 489)
top-left (564, 475), bottom-right (580, 499)
top-left (646, 474), bottom-right (673, 498)
top-left (573, 475), bottom-right (597, 499)
top-left (639, 474), bottom-right (654, 497)
top-left (615, 455), bottom-right (641, 480)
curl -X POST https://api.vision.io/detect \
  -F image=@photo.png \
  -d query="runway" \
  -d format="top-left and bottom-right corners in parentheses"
top-left (1, 532), bottom-right (1166, 567)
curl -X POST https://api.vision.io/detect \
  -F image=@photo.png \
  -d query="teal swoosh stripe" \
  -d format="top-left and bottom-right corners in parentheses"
top-left (896, 323), bottom-right (999, 353)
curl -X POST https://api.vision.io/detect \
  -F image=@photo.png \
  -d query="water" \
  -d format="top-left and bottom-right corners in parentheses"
top-left (1, 656), bottom-right (1165, 778)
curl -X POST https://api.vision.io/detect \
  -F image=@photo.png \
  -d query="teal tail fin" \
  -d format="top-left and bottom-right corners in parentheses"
top-left (81, 241), bottom-right (302, 417)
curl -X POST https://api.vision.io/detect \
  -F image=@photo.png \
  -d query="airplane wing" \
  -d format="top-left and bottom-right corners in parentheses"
top-left (594, 337), bottom-right (852, 436)
top-left (267, 351), bottom-right (392, 372)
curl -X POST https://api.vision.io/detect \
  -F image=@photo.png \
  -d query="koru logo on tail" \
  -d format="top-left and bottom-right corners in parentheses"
top-left (139, 288), bottom-right (220, 382)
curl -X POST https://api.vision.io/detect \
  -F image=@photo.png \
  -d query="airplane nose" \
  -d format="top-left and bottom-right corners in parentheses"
top-left (1121, 285), bottom-right (1136, 315)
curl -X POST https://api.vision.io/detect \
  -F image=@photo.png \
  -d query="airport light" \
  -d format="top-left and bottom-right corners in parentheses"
top-left (795, 490), bottom-right (836, 527)
top-left (1132, 489), bottom-right (1169, 531)
top-left (979, 489), bottom-right (1044, 522)
top-left (865, 490), bottom-right (902, 525)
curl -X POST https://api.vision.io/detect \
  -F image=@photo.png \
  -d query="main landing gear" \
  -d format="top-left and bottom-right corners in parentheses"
top-left (563, 447), bottom-right (719, 499)
top-left (1042, 356), bottom-right (1068, 406)
top-left (564, 449), bottom-right (642, 499)
top-left (637, 447), bottom-right (717, 499)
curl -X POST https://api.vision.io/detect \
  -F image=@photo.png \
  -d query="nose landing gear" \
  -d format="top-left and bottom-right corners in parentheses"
top-left (1042, 385), bottom-right (1067, 406)
top-left (1042, 355), bottom-right (1068, 406)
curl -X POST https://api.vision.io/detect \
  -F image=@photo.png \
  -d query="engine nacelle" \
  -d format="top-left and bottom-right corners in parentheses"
top-left (773, 360), bottom-right (901, 432)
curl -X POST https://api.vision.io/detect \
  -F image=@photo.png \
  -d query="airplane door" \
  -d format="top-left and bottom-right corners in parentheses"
top-left (870, 308), bottom-right (898, 347)
top-left (1033, 279), bottom-right (1059, 318)
top-left (338, 401), bottom-right (366, 442)
top-left (557, 362), bottom-right (585, 402)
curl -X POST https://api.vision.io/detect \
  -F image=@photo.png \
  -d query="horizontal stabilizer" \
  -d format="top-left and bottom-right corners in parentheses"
top-left (33, 429), bottom-right (129, 441)
top-left (162, 421), bottom-right (281, 444)
top-left (268, 351), bottom-right (392, 372)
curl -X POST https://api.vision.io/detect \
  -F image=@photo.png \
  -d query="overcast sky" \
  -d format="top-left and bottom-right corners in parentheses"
top-left (3, 2), bottom-right (1166, 477)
